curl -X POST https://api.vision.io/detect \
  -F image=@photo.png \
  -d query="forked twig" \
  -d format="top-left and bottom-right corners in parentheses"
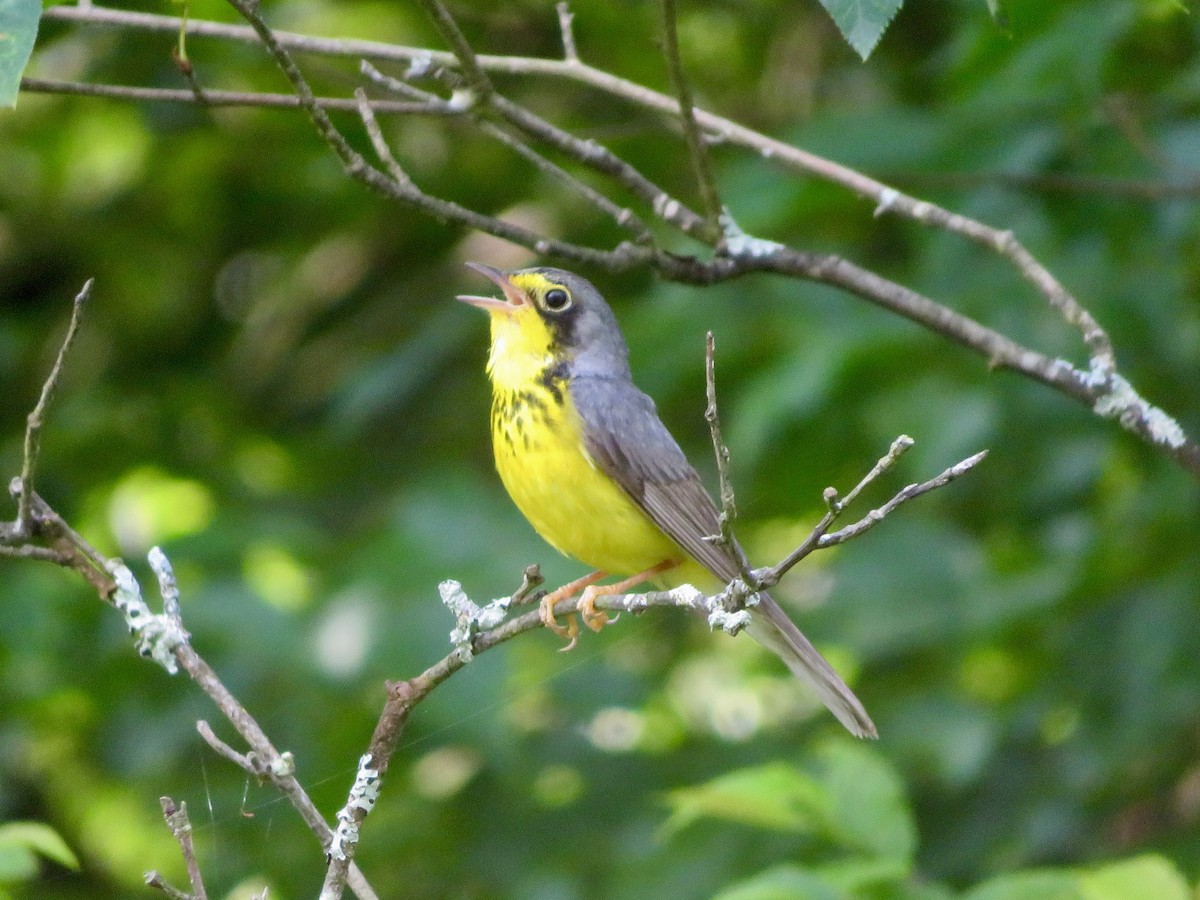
top-left (145, 797), bottom-right (208, 900)
top-left (15, 279), bottom-right (91, 536)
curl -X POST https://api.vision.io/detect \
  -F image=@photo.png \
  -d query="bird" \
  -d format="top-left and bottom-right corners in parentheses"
top-left (456, 262), bottom-right (876, 739)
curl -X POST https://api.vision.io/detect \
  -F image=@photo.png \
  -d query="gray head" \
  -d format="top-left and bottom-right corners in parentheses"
top-left (456, 263), bottom-right (631, 379)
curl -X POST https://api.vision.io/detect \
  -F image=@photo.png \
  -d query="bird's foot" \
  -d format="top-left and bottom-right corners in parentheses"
top-left (539, 570), bottom-right (607, 651)
top-left (578, 586), bottom-right (613, 632)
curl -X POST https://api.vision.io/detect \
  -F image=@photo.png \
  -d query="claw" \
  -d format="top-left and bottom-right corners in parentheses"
top-left (539, 570), bottom-right (606, 649)
top-left (557, 616), bottom-right (580, 652)
top-left (579, 587), bottom-right (611, 632)
top-left (539, 592), bottom-right (576, 639)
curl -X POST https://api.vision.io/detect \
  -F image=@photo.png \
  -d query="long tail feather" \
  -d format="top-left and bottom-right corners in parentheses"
top-left (745, 594), bottom-right (877, 739)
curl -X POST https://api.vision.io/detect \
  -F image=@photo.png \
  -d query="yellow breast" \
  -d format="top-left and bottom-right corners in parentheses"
top-left (489, 364), bottom-right (681, 578)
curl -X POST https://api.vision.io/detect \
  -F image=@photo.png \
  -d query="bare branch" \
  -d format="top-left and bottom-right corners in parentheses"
top-left (658, 0), bottom-right (722, 224)
top-left (353, 87), bottom-right (414, 186)
top-left (704, 332), bottom-right (736, 526)
top-left (556, 2), bottom-right (579, 63)
top-left (496, 93), bottom-right (714, 240)
top-left (414, 0), bottom-right (493, 98)
top-left (34, 2), bottom-right (1114, 367)
top-left (157, 798), bottom-right (208, 900)
top-left (222, 0), bottom-right (632, 270)
top-left (831, 435), bottom-right (915, 513)
top-left (819, 450), bottom-right (989, 549)
top-left (145, 871), bottom-right (192, 900)
top-left (16, 279), bottom-right (90, 536)
top-left (361, 63), bottom-right (651, 239)
top-left (21, 76), bottom-right (454, 114)
top-left (196, 720), bottom-right (271, 778)
top-left (757, 435), bottom-right (920, 587)
top-left (701, 332), bottom-right (754, 577)
top-left (0, 543), bottom-right (70, 563)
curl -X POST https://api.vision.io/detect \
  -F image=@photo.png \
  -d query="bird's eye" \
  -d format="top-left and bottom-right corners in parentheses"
top-left (543, 288), bottom-right (572, 311)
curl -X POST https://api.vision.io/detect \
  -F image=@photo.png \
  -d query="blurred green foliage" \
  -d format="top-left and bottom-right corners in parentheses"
top-left (2, 0), bottom-right (1199, 897)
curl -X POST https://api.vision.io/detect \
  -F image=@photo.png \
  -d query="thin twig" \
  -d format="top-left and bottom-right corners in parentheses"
top-left (759, 435), bottom-right (915, 585)
top-left (5, 490), bottom-right (115, 596)
top-left (490, 93), bottom-right (714, 240)
top-left (819, 450), bottom-right (988, 548)
top-left (556, 2), bottom-right (579, 63)
top-left (20, 77), bottom-right (450, 114)
top-left (701, 332), bottom-right (753, 576)
top-left (832, 435), bottom-right (915, 513)
top-left (16, 279), bottom-right (90, 536)
top-left (196, 720), bottom-right (269, 777)
top-left (414, 0), bottom-right (493, 97)
top-left (761, 440), bottom-right (986, 586)
top-left (509, 563), bottom-right (546, 607)
top-left (704, 331), bottom-right (736, 527)
top-left (658, 0), bottom-right (721, 224)
top-left (145, 872), bottom-right (192, 900)
top-left (173, 54), bottom-right (210, 107)
top-left (223, 0), bottom-right (629, 270)
top-left (0, 543), bottom-right (70, 563)
top-left (409, 0), bottom-right (709, 240)
top-left (354, 87), bottom-right (413, 185)
top-left (358, 61), bottom-right (437, 102)
top-left (360, 62), bottom-right (650, 239)
top-left (158, 797), bottom-right (208, 900)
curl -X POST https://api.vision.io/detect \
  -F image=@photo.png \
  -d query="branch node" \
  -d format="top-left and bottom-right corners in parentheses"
top-left (271, 750), bottom-right (297, 778)
top-left (154, 796), bottom-right (207, 900)
top-left (874, 187), bottom-right (900, 217)
top-left (719, 209), bottom-right (785, 258)
top-left (446, 87), bottom-right (476, 111)
top-left (704, 580), bottom-right (757, 635)
top-left (440, 580), bottom-right (511, 659)
top-left (405, 50), bottom-right (437, 80)
top-left (1088, 368), bottom-right (1186, 450)
top-left (107, 553), bottom-right (189, 674)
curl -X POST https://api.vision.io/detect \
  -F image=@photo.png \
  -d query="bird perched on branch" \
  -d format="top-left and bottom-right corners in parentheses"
top-left (457, 263), bottom-right (876, 739)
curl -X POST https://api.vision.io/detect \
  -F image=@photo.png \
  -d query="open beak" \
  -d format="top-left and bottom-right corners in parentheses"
top-left (456, 262), bottom-right (527, 313)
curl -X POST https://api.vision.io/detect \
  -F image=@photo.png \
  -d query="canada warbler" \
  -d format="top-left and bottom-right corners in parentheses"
top-left (457, 263), bottom-right (876, 739)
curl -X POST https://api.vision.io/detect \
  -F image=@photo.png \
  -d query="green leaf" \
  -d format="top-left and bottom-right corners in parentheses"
top-left (1078, 855), bottom-right (1190, 900)
top-left (963, 871), bottom-right (1082, 900)
top-left (0, 0), bottom-right (40, 108)
top-left (0, 823), bottom-right (80, 881)
top-left (713, 864), bottom-right (844, 900)
top-left (811, 739), bottom-right (916, 862)
top-left (816, 0), bottom-right (904, 60)
top-left (660, 762), bottom-right (828, 837)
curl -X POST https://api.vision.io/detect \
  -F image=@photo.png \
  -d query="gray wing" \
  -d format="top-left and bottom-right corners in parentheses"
top-left (571, 374), bottom-right (878, 739)
top-left (569, 375), bottom-right (740, 581)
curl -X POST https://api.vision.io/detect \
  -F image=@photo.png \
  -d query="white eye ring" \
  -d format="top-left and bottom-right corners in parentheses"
top-left (543, 288), bottom-right (572, 311)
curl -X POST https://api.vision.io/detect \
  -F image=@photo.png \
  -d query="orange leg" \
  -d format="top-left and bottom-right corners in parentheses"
top-left (578, 560), bottom-right (679, 633)
top-left (539, 570), bottom-right (607, 645)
